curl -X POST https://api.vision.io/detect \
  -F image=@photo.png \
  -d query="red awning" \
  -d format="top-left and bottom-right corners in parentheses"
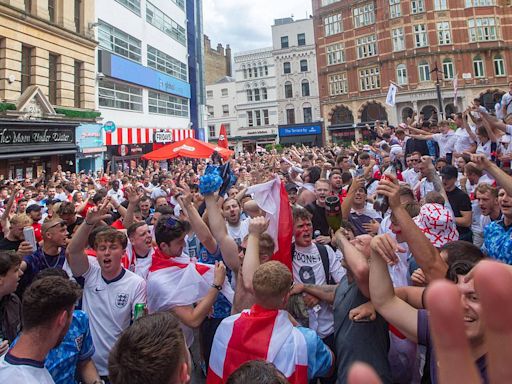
top-left (142, 137), bottom-right (233, 161)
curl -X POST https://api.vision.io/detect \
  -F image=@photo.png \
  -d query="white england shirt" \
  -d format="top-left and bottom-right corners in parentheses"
top-left (227, 218), bottom-right (250, 245)
top-left (81, 264), bottom-right (146, 376)
top-left (0, 353), bottom-right (54, 383)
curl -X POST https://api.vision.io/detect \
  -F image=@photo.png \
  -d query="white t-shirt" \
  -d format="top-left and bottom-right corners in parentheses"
top-left (476, 139), bottom-right (492, 159)
top-left (378, 215), bottom-right (410, 288)
top-left (501, 92), bottom-right (512, 115)
top-left (124, 242), bottom-right (155, 280)
top-left (293, 243), bottom-right (344, 338)
top-left (454, 127), bottom-right (476, 154)
top-left (107, 189), bottom-right (124, 203)
top-left (432, 131), bottom-right (456, 157)
top-left (0, 354), bottom-right (54, 384)
top-left (227, 218), bottom-right (250, 245)
top-left (402, 168), bottom-right (420, 189)
top-left (81, 264), bottom-right (146, 376)
top-left (418, 179), bottom-right (435, 201)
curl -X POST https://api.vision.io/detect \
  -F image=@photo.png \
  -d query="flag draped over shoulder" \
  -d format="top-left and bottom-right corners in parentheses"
top-left (146, 249), bottom-right (234, 312)
top-left (207, 306), bottom-right (308, 384)
top-left (247, 176), bottom-right (293, 271)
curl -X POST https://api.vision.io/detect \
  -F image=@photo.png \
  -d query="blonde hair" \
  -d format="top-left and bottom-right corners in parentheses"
top-left (10, 213), bottom-right (32, 227)
top-left (252, 261), bottom-right (292, 308)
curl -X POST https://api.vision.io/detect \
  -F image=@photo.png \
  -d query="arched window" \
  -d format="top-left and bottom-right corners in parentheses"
top-left (418, 61), bottom-right (430, 82)
top-left (254, 88), bottom-right (261, 101)
top-left (246, 89), bottom-right (253, 102)
top-left (284, 81), bottom-right (293, 98)
top-left (303, 102), bottom-right (313, 123)
top-left (494, 54), bottom-right (505, 77)
top-left (396, 64), bottom-right (408, 85)
top-left (301, 79), bottom-right (310, 97)
top-left (262, 87), bottom-right (268, 100)
top-left (442, 58), bottom-right (454, 80)
top-left (242, 65), bottom-right (247, 79)
top-left (248, 66), bottom-right (252, 78)
top-left (473, 55), bottom-right (485, 78)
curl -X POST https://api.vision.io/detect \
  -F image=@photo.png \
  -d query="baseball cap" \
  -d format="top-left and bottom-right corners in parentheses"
top-left (440, 165), bottom-right (458, 180)
top-left (414, 203), bottom-right (459, 248)
top-left (285, 183), bottom-right (299, 193)
top-left (363, 144), bottom-right (371, 151)
top-left (26, 204), bottom-right (42, 214)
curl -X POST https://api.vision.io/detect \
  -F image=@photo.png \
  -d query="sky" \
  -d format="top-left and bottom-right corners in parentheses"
top-left (203, 0), bottom-right (313, 54)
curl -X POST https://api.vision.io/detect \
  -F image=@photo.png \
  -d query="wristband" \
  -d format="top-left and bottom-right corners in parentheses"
top-left (211, 283), bottom-right (222, 291)
top-left (84, 220), bottom-right (94, 226)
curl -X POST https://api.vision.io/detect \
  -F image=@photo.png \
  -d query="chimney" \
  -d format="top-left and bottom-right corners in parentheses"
top-left (225, 44), bottom-right (232, 77)
top-left (217, 43), bottom-right (225, 56)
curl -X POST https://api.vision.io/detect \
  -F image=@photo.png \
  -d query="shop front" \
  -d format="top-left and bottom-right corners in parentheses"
top-left (0, 119), bottom-right (78, 179)
top-left (76, 124), bottom-right (105, 173)
top-left (278, 123), bottom-right (323, 146)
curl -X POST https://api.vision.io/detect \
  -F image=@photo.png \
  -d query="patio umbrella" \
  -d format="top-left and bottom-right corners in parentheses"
top-left (142, 137), bottom-right (233, 161)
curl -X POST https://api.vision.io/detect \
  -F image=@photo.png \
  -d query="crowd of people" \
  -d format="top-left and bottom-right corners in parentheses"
top-left (1, 86), bottom-right (512, 383)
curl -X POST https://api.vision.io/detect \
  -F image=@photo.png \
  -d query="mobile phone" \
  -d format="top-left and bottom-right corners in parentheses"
top-left (353, 316), bottom-right (373, 323)
top-left (23, 226), bottom-right (37, 252)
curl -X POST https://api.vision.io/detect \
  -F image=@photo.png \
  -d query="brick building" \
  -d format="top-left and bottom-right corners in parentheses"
top-left (312, 0), bottom-right (512, 143)
top-left (204, 35), bottom-right (232, 85)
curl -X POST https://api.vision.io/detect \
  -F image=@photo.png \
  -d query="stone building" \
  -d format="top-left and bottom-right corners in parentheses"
top-left (204, 35), bottom-right (232, 85)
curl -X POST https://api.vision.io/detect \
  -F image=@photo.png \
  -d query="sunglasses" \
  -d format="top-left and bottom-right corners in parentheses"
top-left (46, 220), bottom-right (66, 230)
top-left (164, 217), bottom-right (182, 230)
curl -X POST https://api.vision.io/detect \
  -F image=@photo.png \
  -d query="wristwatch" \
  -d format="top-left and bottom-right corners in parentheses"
top-left (92, 380), bottom-right (105, 384)
top-left (211, 283), bottom-right (222, 291)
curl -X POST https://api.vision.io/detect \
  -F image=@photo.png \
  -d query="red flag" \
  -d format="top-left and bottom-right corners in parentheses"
top-left (218, 124), bottom-right (228, 149)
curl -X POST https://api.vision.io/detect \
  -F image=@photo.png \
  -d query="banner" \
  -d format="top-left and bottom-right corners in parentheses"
top-left (386, 83), bottom-right (398, 107)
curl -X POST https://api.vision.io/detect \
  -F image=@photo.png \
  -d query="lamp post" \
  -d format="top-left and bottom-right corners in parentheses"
top-left (431, 62), bottom-right (445, 120)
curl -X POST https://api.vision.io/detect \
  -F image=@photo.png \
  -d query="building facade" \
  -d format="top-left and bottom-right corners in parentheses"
top-left (272, 17), bottom-right (323, 146)
top-left (204, 35), bottom-right (232, 85)
top-left (312, 0), bottom-right (512, 143)
top-left (96, 0), bottom-right (200, 171)
top-left (0, 0), bottom-right (99, 178)
top-left (206, 76), bottom-right (240, 150)
top-left (233, 47), bottom-right (278, 151)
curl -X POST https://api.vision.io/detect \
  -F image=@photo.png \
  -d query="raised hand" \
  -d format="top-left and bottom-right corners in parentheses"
top-left (370, 234), bottom-right (405, 265)
top-left (124, 186), bottom-right (142, 205)
top-left (248, 216), bottom-right (269, 236)
top-left (375, 174), bottom-right (401, 210)
top-left (85, 198), bottom-right (111, 226)
top-left (213, 260), bottom-right (227, 286)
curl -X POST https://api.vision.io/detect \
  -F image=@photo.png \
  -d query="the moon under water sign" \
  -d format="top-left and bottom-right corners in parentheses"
top-left (103, 121), bottom-right (116, 133)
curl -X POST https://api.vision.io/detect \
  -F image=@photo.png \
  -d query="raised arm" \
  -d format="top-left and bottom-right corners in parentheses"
top-left (121, 186), bottom-right (142, 229)
top-left (241, 217), bottom-right (269, 292)
top-left (421, 156), bottom-right (450, 204)
top-left (341, 176), bottom-right (365, 220)
top-left (369, 235), bottom-right (418, 342)
top-left (335, 228), bottom-right (370, 297)
top-left (462, 110), bottom-right (478, 143)
top-left (469, 153), bottom-right (512, 197)
top-left (376, 175), bottom-right (448, 281)
top-left (66, 200), bottom-right (111, 277)
top-left (204, 194), bottom-right (240, 272)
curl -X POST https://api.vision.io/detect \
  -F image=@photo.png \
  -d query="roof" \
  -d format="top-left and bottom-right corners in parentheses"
top-left (215, 76), bottom-right (236, 84)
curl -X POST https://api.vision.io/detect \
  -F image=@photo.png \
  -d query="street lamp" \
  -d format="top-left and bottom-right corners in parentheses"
top-left (430, 62), bottom-right (445, 120)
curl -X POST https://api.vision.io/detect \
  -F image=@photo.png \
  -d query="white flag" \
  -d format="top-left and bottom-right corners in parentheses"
top-left (453, 75), bottom-right (459, 105)
top-left (386, 83), bottom-right (398, 107)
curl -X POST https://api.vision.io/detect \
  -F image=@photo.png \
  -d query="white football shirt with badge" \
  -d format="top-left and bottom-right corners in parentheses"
top-left (124, 241), bottom-right (155, 280)
top-left (292, 243), bottom-right (344, 338)
top-left (0, 353), bottom-right (54, 384)
top-left (81, 263), bottom-right (146, 376)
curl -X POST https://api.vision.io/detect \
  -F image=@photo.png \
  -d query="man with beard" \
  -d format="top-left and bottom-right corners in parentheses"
top-left (476, 184), bottom-right (502, 231)
top-left (222, 198), bottom-right (249, 246)
top-left (0, 276), bottom-right (82, 383)
top-left (305, 179), bottom-right (331, 243)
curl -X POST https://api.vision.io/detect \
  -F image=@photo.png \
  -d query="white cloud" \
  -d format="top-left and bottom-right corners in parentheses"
top-left (203, 0), bottom-right (312, 54)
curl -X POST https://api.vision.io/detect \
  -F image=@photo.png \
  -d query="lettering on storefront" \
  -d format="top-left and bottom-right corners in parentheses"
top-left (0, 128), bottom-right (74, 145)
top-left (247, 130), bottom-right (270, 135)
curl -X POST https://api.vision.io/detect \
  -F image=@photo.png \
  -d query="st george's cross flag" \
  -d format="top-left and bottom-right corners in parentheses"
top-left (146, 248), bottom-right (234, 313)
top-left (386, 83), bottom-right (398, 107)
top-left (207, 306), bottom-right (309, 384)
top-left (247, 176), bottom-right (293, 271)
top-left (218, 124), bottom-right (229, 149)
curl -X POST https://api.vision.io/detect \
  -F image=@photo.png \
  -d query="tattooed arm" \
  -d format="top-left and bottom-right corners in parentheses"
top-left (291, 283), bottom-right (338, 305)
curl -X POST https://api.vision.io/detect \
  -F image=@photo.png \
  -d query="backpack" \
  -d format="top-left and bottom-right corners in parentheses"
top-left (291, 243), bottom-right (334, 285)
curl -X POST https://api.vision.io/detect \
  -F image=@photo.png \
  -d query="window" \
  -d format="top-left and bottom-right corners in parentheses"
top-left (98, 20), bottom-right (141, 62)
top-left (262, 88), bottom-right (268, 100)
top-left (391, 28), bottom-right (405, 51)
top-left (208, 125), bottom-right (215, 137)
top-left (48, 54), bottom-right (58, 105)
top-left (322, 0), bottom-right (340, 5)
top-left (25, 0), bottom-right (32, 13)
top-left (284, 82), bottom-right (293, 98)
top-left (242, 66), bottom-right (247, 79)
top-left (206, 90), bottom-right (213, 98)
top-left (328, 73), bottom-right (348, 95)
top-left (255, 110), bottom-right (262, 125)
top-left (247, 111), bottom-right (253, 127)
top-left (494, 55), bottom-right (505, 76)
top-left (147, 46), bottom-right (187, 81)
top-left (281, 36), bottom-right (289, 49)
top-left (283, 62), bottom-right (291, 74)
top-left (171, 0), bottom-right (185, 10)
top-left (437, 22), bottom-right (451, 45)
top-left (466, 0), bottom-right (495, 6)
top-left (74, 60), bottom-right (82, 107)
top-left (468, 18), bottom-right (498, 42)
top-left (473, 56), bottom-right (485, 78)
top-left (115, 0), bottom-right (141, 15)
top-left (286, 108), bottom-right (295, 124)
top-left (246, 89), bottom-right (253, 102)
top-left (248, 67), bottom-right (252, 78)
top-left (224, 124), bottom-right (231, 136)
top-left (221, 88), bottom-right (228, 97)
top-left (207, 105), bottom-right (214, 116)
top-left (263, 109), bottom-right (270, 125)
top-left (297, 33), bottom-right (306, 46)
top-left (389, 0), bottom-right (401, 18)
top-left (411, 0), bottom-right (425, 13)
top-left (146, 2), bottom-right (186, 46)
top-left (149, 91), bottom-right (189, 117)
top-left (418, 61), bottom-right (431, 82)
top-left (300, 60), bottom-right (308, 72)
top-left (324, 13), bottom-right (342, 36)
top-left (21, 45), bottom-right (32, 93)
top-left (303, 107), bottom-right (313, 123)
top-left (302, 80), bottom-right (310, 97)
top-left (222, 105), bottom-right (229, 116)
top-left (353, 3), bottom-right (375, 28)
top-left (414, 24), bottom-right (428, 48)
top-left (252, 65), bottom-right (259, 78)
top-left (359, 67), bottom-right (380, 91)
top-left (396, 64), bottom-right (408, 85)
top-left (442, 59), bottom-right (454, 80)
top-left (74, 0), bottom-right (81, 33)
top-left (99, 80), bottom-right (143, 111)
top-left (356, 34), bottom-right (377, 59)
top-left (434, 0), bottom-right (447, 10)
top-left (326, 43), bottom-right (345, 65)
top-left (254, 88), bottom-right (260, 101)
top-left (48, 0), bottom-right (55, 22)
top-left (264, 65), bottom-right (268, 76)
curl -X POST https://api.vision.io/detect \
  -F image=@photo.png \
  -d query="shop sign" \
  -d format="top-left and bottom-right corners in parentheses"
top-left (279, 124), bottom-right (321, 137)
top-left (130, 145), bottom-right (143, 153)
top-left (0, 127), bottom-right (74, 145)
top-left (247, 130), bottom-right (271, 135)
top-left (103, 121), bottom-right (116, 133)
top-left (155, 131), bottom-right (174, 143)
top-left (118, 145), bottom-right (128, 156)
